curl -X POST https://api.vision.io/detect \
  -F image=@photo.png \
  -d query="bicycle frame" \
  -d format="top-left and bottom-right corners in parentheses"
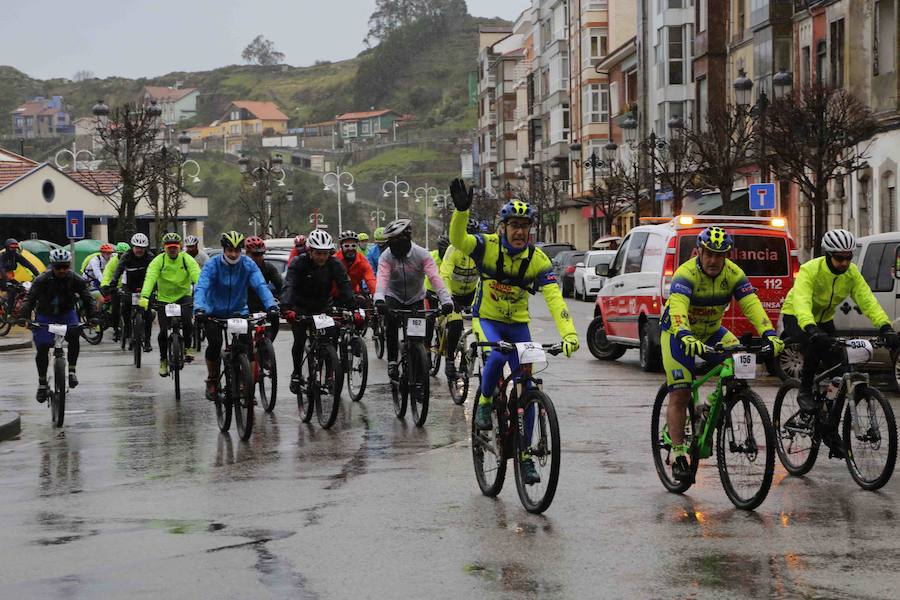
top-left (809, 339), bottom-right (881, 439)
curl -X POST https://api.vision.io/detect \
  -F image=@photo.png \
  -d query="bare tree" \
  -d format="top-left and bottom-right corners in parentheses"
top-left (609, 159), bottom-right (646, 229)
top-left (653, 127), bottom-right (697, 216)
top-left (761, 84), bottom-right (876, 254)
top-left (242, 35), bottom-right (285, 66)
top-left (146, 147), bottom-right (188, 236)
top-left (73, 70), bottom-right (94, 82)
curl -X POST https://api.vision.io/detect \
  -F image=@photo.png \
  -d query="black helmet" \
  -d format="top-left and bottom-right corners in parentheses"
top-left (437, 234), bottom-right (450, 253)
top-left (466, 217), bottom-right (479, 234)
top-left (383, 219), bottom-right (412, 240)
top-left (4, 238), bottom-right (19, 249)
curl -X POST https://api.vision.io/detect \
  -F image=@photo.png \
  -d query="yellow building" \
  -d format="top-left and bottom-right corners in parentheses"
top-left (190, 101), bottom-right (290, 155)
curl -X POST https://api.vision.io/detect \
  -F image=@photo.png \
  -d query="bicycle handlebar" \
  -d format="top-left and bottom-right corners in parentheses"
top-left (26, 322), bottom-right (83, 333)
top-left (472, 340), bottom-right (565, 356)
top-left (388, 308), bottom-right (441, 318)
top-left (703, 336), bottom-right (773, 357)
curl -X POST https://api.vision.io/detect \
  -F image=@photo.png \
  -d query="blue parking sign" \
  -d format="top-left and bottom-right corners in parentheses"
top-left (65, 210), bottom-right (85, 240)
top-left (749, 183), bottom-right (776, 211)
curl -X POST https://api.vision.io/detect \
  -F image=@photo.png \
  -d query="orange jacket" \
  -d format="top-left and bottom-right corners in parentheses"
top-left (333, 250), bottom-right (376, 296)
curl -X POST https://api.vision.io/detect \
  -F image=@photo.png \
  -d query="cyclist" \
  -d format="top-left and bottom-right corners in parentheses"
top-left (424, 234), bottom-right (450, 305)
top-left (184, 235), bottom-right (208, 268)
top-left (139, 232), bottom-right (201, 377)
top-left (1, 238), bottom-right (40, 320)
top-left (336, 230), bottom-right (376, 297)
top-left (439, 217), bottom-right (480, 380)
top-left (245, 236), bottom-right (283, 340)
top-left (101, 233), bottom-right (155, 352)
top-left (17, 248), bottom-right (96, 401)
top-left (780, 228), bottom-right (899, 431)
top-left (448, 179), bottom-right (578, 484)
top-left (660, 226), bottom-right (784, 481)
top-left (287, 234), bottom-right (307, 266)
top-left (281, 229), bottom-right (354, 393)
top-left (193, 231), bottom-right (279, 400)
top-left (83, 243), bottom-right (114, 292)
top-left (373, 219), bottom-right (453, 381)
top-left (368, 227), bottom-right (386, 275)
top-left (357, 232), bottom-right (369, 254)
top-left (99, 242), bottom-right (130, 341)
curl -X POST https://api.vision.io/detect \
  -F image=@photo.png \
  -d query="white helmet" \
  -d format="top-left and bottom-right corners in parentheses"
top-left (131, 232), bottom-right (150, 248)
top-left (307, 229), bottom-right (334, 250)
top-left (49, 248), bottom-right (72, 265)
top-left (184, 235), bottom-right (199, 246)
top-left (821, 228), bottom-right (856, 254)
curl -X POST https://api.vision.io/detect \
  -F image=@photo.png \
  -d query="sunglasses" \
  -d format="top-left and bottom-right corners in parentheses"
top-left (52, 264), bottom-right (71, 271)
top-left (341, 243), bottom-right (358, 250)
top-left (830, 253), bottom-right (853, 262)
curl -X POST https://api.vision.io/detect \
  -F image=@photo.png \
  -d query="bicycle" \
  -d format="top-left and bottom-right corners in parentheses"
top-left (429, 312), bottom-right (447, 377)
top-left (470, 340), bottom-right (563, 514)
top-left (78, 293), bottom-right (104, 346)
top-left (294, 311), bottom-right (343, 429)
top-left (27, 322), bottom-right (83, 428)
top-left (447, 325), bottom-right (475, 405)
top-left (336, 309), bottom-right (368, 403)
top-left (205, 316), bottom-right (259, 441)
top-left (152, 299), bottom-right (190, 401)
top-left (773, 337), bottom-right (897, 491)
top-left (0, 280), bottom-right (27, 336)
top-left (651, 337), bottom-right (776, 511)
top-left (388, 308), bottom-right (439, 427)
top-left (249, 312), bottom-right (277, 413)
top-left (370, 304), bottom-right (387, 360)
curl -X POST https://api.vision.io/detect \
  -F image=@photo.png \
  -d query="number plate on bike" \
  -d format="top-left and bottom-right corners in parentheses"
top-left (164, 303), bottom-right (182, 317)
top-left (48, 324), bottom-right (68, 336)
top-left (227, 318), bottom-right (248, 334)
top-left (407, 317), bottom-right (426, 337)
top-left (733, 353), bottom-right (756, 379)
top-left (313, 314), bottom-right (335, 330)
top-left (131, 293), bottom-right (141, 306)
top-left (846, 339), bottom-right (873, 364)
top-left (516, 342), bottom-right (546, 365)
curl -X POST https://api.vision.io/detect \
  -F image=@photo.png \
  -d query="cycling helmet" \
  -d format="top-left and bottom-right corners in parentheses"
top-left (383, 219), bottom-right (412, 239)
top-left (184, 235), bottom-right (199, 246)
top-left (466, 217), bottom-right (479, 234)
top-left (131, 232), bottom-right (150, 248)
top-left (49, 248), bottom-right (72, 265)
top-left (245, 236), bottom-right (267, 254)
top-left (358, 232), bottom-right (369, 242)
top-left (161, 232), bottom-right (182, 247)
top-left (499, 200), bottom-right (534, 222)
top-left (221, 230), bottom-right (245, 249)
top-left (373, 227), bottom-right (387, 242)
top-left (696, 226), bottom-right (734, 253)
top-left (4, 238), bottom-right (19, 250)
top-left (293, 234), bottom-right (307, 248)
top-left (437, 234), bottom-right (450, 253)
top-left (339, 230), bottom-right (359, 242)
top-left (115, 242), bottom-right (130, 253)
top-left (307, 229), bottom-right (334, 250)
top-left (821, 228), bottom-right (856, 254)
top-left (100, 243), bottom-right (114, 253)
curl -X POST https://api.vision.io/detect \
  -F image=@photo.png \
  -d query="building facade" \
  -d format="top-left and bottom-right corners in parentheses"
top-left (139, 85), bottom-right (199, 125)
top-left (11, 96), bottom-right (72, 139)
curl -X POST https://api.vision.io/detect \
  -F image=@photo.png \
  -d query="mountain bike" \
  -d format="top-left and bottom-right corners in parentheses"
top-left (78, 293), bottom-right (104, 345)
top-left (389, 308), bottom-right (438, 427)
top-left (336, 309), bottom-right (368, 403)
top-left (651, 337), bottom-right (776, 511)
top-left (206, 316), bottom-right (257, 441)
top-left (295, 312), bottom-right (343, 429)
top-left (249, 312), bottom-right (277, 413)
top-left (773, 337), bottom-right (897, 491)
top-left (153, 299), bottom-right (190, 401)
top-left (370, 305), bottom-right (386, 360)
top-left (0, 280), bottom-right (27, 336)
top-left (470, 340), bottom-right (563, 514)
top-left (28, 322), bottom-right (82, 428)
top-left (429, 312), bottom-right (447, 376)
top-left (448, 325), bottom-right (474, 405)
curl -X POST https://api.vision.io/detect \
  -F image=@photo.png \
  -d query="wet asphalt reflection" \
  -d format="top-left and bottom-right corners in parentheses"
top-left (1, 299), bottom-right (899, 599)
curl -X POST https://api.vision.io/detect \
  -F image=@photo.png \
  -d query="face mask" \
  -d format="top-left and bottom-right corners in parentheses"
top-left (223, 253), bottom-right (240, 265)
top-left (389, 238), bottom-right (412, 258)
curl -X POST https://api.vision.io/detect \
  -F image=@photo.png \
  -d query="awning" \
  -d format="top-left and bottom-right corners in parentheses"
top-left (581, 206), bottom-right (605, 218)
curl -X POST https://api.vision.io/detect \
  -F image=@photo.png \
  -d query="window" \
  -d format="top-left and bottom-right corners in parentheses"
top-left (699, 0), bottom-right (707, 32)
top-left (860, 242), bottom-right (899, 292)
top-left (609, 237), bottom-right (630, 277)
top-left (641, 234), bottom-right (666, 272)
top-left (697, 77), bottom-right (708, 131)
top-left (589, 28), bottom-right (608, 63)
top-left (230, 110), bottom-right (240, 121)
top-left (625, 69), bottom-right (638, 107)
top-left (361, 120), bottom-right (371, 135)
top-left (668, 25), bottom-right (685, 85)
top-left (625, 232), bottom-right (649, 273)
top-left (830, 19), bottom-right (845, 88)
top-left (609, 81), bottom-right (620, 116)
top-left (585, 84), bottom-right (609, 123)
top-left (801, 46), bottom-right (811, 88)
top-left (668, 0), bottom-right (683, 7)
top-left (738, 0), bottom-right (746, 37)
top-left (230, 124), bottom-right (239, 134)
top-left (344, 122), bottom-right (358, 137)
top-left (815, 40), bottom-right (827, 83)
top-left (873, 0), bottom-right (880, 75)
top-left (883, 172), bottom-right (897, 232)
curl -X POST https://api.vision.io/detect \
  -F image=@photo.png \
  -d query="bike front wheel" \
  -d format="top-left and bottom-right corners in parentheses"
top-left (345, 335), bottom-right (368, 402)
top-left (315, 344), bottom-right (342, 429)
top-left (409, 343), bottom-right (430, 427)
top-left (374, 317), bottom-right (386, 360)
top-left (391, 358), bottom-right (408, 419)
top-left (716, 389), bottom-right (775, 511)
top-left (448, 333), bottom-right (470, 405)
top-left (299, 344), bottom-right (316, 423)
top-left (650, 384), bottom-right (696, 494)
top-left (257, 338), bottom-right (277, 412)
top-left (232, 354), bottom-right (255, 441)
top-left (471, 398), bottom-right (506, 497)
top-left (773, 380), bottom-right (819, 476)
top-left (132, 311), bottom-right (143, 368)
top-left (843, 386), bottom-right (897, 491)
top-left (216, 364), bottom-right (233, 433)
top-left (169, 333), bottom-right (183, 400)
top-left (429, 324), bottom-right (442, 377)
top-left (52, 355), bottom-right (66, 427)
top-left (513, 389), bottom-right (561, 514)
top-left (81, 322), bottom-right (103, 345)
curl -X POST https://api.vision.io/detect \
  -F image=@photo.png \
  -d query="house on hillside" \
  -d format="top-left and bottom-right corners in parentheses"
top-left (209, 101), bottom-right (290, 154)
top-left (11, 96), bottom-right (72, 139)
top-left (138, 85), bottom-right (199, 124)
top-left (335, 109), bottom-right (409, 142)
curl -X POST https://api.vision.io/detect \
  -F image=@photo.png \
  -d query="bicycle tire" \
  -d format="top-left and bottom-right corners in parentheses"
top-left (650, 383), bottom-right (696, 494)
top-left (299, 343), bottom-right (316, 423)
top-left (374, 318), bottom-right (386, 360)
top-left (716, 389), bottom-right (775, 511)
top-left (233, 354), bottom-right (255, 441)
top-left (169, 332), bottom-right (183, 401)
top-left (773, 379), bottom-right (819, 476)
top-left (316, 344), bottom-right (342, 429)
top-left (346, 335), bottom-right (368, 402)
top-left (216, 362), bottom-right (232, 433)
top-left (843, 386), bottom-right (897, 491)
top-left (257, 338), bottom-right (277, 413)
top-left (81, 321), bottom-right (103, 345)
top-left (132, 311), bottom-right (143, 368)
top-left (471, 395), bottom-right (506, 496)
top-left (52, 355), bottom-right (66, 428)
top-left (120, 309), bottom-right (128, 351)
top-left (409, 343), bottom-right (430, 427)
top-left (513, 389), bottom-right (561, 514)
top-left (448, 333), bottom-right (470, 405)
top-left (429, 324), bottom-right (442, 377)
top-left (0, 304), bottom-right (10, 337)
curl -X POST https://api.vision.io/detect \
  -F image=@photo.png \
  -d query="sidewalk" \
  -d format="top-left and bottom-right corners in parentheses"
top-left (0, 327), bottom-right (31, 352)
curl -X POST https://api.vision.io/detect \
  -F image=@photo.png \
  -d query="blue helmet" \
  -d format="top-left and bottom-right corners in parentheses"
top-left (499, 200), bottom-right (534, 223)
top-left (696, 226), bottom-right (734, 253)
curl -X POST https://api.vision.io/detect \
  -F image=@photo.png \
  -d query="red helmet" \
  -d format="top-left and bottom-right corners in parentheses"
top-left (294, 234), bottom-right (307, 248)
top-left (245, 236), bottom-right (266, 254)
top-left (100, 243), bottom-right (114, 253)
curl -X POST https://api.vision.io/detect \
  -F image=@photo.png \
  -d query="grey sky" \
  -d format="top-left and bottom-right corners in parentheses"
top-left (0, 0), bottom-right (525, 81)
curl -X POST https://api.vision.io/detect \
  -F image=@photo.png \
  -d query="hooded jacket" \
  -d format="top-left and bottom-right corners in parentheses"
top-left (193, 255), bottom-right (276, 317)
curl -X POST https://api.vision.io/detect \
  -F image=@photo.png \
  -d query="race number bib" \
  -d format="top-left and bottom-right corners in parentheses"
top-left (131, 293), bottom-right (141, 306)
top-left (407, 318), bottom-right (427, 337)
top-left (252, 312), bottom-right (268, 320)
top-left (227, 318), bottom-right (248, 335)
top-left (48, 324), bottom-right (68, 336)
top-left (845, 339), bottom-right (873, 364)
top-left (164, 303), bottom-right (182, 317)
top-left (516, 342), bottom-right (547, 365)
top-left (733, 353), bottom-right (757, 379)
top-left (314, 314), bottom-right (335, 330)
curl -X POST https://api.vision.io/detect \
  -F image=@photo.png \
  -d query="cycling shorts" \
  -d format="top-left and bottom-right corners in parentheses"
top-left (661, 326), bottom-right (738, 391)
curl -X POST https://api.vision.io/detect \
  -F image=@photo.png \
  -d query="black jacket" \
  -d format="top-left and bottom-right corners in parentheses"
top-left (110, 249), bottom-right (155, 293)
top-left (248, 260), bottom-right (284, 313)
top-left (20, 271), bottom-right (95, 318)
top-left (0, 249), bottom-right (39, 283)
top-left (281, 254), bottom-right (353, 314)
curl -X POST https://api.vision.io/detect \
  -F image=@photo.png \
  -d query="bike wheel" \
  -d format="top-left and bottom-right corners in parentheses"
top-left (52, 356), bottom-right (66, 428)
top-left (409, 343), bottom-right (430, 427)
top-left (471, 396), bottom-right (507, 496)
top-left (772, 380), bottom-right (819, 476)
top-left (315, 344), bottom-right (342, 429)
top-left (843, 386), bottom-right (897, 491)
top-left (513, 390), bottom-right (561, 514)
top-left (233, 354), bottom-right (255, 441)
top-left (257, 338), bottom-right (277, 413)
top-left (0, 305), bottom-right (10, 337)
top-left (650, 384), bottom-right (696, 494)
top-left (120, 311), bottom-right (127, 351)
top-left (216, 364), bottom-right (233, 433)
top-left (374, 318), bottom-right (386, 360)
top-left (132, 312), bottom-right (143, 368)
top-left (429, 324), bottom-right (442, 377)
top-left (716, 389), bottom-right (775, 511)
top-left (299, 343), bottom-right (316, 423)
top-left (346, 335), bottom-right (368, 402)
top-left (169, 333), bottom-right (183, 401)
top-left (80, 321), bottom-right (103, 345)
top-left (448, 333), bottom-right (471, 405)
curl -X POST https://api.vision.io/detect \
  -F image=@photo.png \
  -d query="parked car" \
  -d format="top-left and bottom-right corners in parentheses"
top-left (588, 215), bottom-right (799, 373)
top-left (537, 242), bottom-right (576, 260)
top-left (552, 250), bottom-right (585, 297)
top-left (573, 250), bottom-right (617, 301)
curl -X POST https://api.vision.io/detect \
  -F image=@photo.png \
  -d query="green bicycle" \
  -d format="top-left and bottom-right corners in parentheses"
top-left (651, 337), bottom-right (776, 510)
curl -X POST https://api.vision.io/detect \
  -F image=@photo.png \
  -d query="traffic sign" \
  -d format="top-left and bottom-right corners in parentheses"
top-left (65, 210), bottom-right (85, 240)
top-left (749, 183), bottom-right (776, 211)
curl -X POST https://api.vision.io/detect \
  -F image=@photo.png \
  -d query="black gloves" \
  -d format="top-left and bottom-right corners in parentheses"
top-left (449, 178), bottom-right (473, 211)
top-left (880, 324), bottom-right (900, 351)
top-left (441, 302), bottom-right (454, 316)
top-left (375, 299), bottom-right (387, 316)
top-left (804, 324), bottom-right (829, 346)
top-left (194, 310), bottom-right (206, 322)
top-left (100, 285), bottom-right (111, 297)
top-left (267, 307), bottom-right (281, 322)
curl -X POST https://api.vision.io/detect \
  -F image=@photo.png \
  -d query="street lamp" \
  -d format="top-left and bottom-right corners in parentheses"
top-left (241, 152), bottom-right (287, 236)
top-left (583, 144), bottom-right (617, 244)
top-left (414, 183), bottom-right (439, 249)
top-left (370, 209), bottom-right (387, 228)
top-left (323, 166), bottom-right (354, 233)
top-left (621, 113), bottom-right (668, 217)
top-left (772, 67), bottom-right (793, 100)
top-left (733, 68), bottom-right (775, 184)
top-left (382, 176), bottom-right (410, 220)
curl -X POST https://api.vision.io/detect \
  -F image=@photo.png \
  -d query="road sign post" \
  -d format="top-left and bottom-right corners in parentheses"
top-left (749, 183), bottom-right (777, 212)
top-left (65, 210), bottom-right (85, 268)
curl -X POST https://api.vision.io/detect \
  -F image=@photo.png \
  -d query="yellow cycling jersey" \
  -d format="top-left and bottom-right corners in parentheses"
top-left (439, 244), bottom-right (479, 296)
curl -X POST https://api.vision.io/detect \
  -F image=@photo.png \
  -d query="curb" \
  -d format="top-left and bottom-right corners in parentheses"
top-left (0, 341), bottom-right (31, 353)
top-left (0, 411), bottom-right (21, 442)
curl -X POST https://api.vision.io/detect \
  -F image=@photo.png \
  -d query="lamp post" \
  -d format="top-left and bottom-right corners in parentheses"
top-left (414, 183), bottom-right (439, 249)
top-left (322, 166), bottom-right (354, 233)
top-left (240, 153), bottom-right (286, 237)
top-left (581, 143), bottom-right (618, 245)
top-left (433, 191), bottom-right (451, 233)
top-left (382, 176), bottom-right (410, 220)
top-left (370, 209), bottom-right (387, 228)
top-left (621, 113), bottom-right (672, 217)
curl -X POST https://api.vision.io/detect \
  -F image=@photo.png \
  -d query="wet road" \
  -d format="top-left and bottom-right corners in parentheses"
top-left (1, 300), bottom-right (899, 599)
